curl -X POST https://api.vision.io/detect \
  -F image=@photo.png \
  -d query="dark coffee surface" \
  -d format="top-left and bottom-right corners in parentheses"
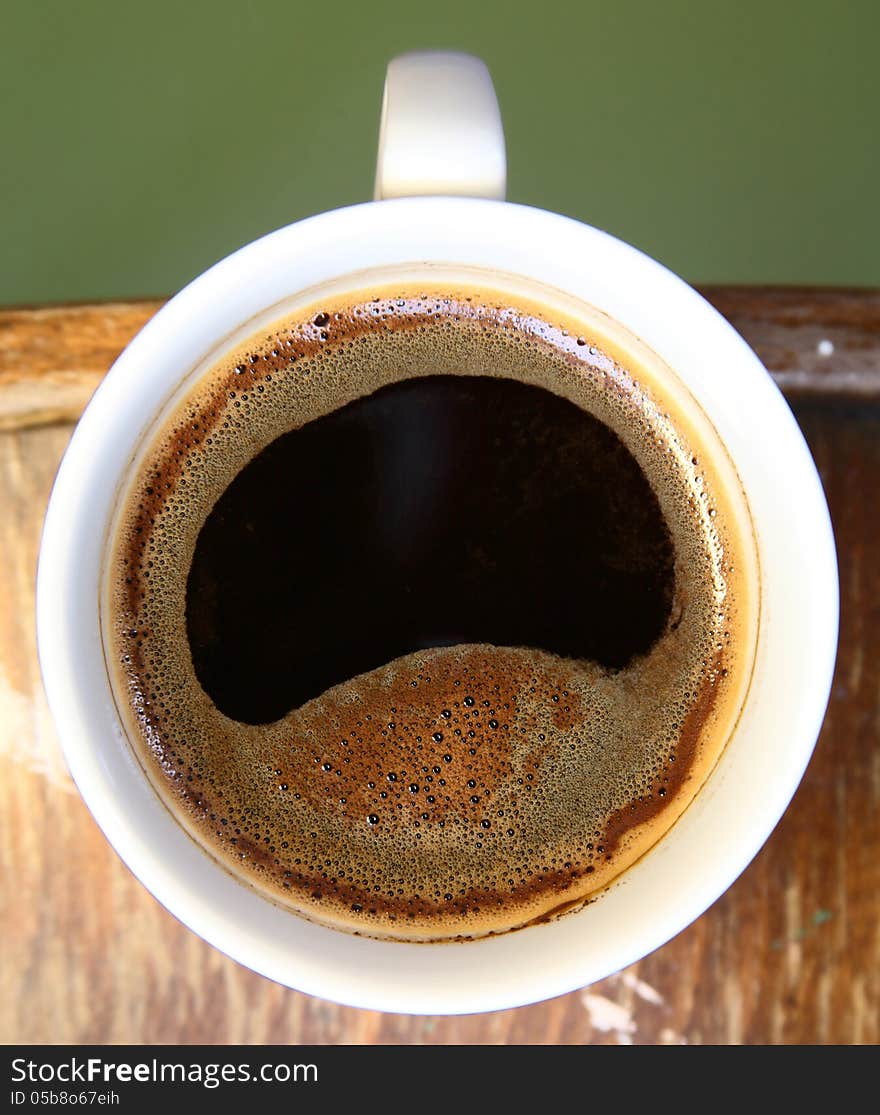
top-left (107, 285), bottom-right (753, 940)
top-left (187, 375), bottom-right (674, 724)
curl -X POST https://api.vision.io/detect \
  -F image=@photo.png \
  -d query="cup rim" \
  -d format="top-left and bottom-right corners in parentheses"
top-left (37, 196), bottom-right (838, 1014)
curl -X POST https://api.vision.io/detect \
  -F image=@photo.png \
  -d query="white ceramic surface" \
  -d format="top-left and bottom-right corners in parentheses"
top-left (36, 55), bottom-right (837, 1015)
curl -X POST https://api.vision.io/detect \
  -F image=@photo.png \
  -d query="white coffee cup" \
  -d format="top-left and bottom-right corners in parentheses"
top-left (37, 52), bottom-right (838, 1014)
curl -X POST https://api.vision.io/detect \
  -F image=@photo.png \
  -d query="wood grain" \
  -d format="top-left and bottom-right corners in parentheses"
top-left (1, 289), bottom-right (877, 1044)
top-left (0, 301), bottom-right (161, 431)
top-left (1, 287), bottom-right (878, 432)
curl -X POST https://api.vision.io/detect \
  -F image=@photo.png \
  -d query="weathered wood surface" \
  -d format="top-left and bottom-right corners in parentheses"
top-left (1, 289), bottom-right (877, 1044)
top-left (1, 288), bottom-right (878, 434)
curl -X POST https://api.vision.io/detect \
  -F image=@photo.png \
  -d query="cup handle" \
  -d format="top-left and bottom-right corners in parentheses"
top-left (374, 51), bottom-right (507, 201)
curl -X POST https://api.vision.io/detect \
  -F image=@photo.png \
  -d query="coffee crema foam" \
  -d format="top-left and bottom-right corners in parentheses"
top-left (106, 283), bottom-right (756, 941)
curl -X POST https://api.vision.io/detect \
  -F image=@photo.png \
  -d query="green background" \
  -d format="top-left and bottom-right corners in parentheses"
top-left (2, 0), bottom-right (877, 306)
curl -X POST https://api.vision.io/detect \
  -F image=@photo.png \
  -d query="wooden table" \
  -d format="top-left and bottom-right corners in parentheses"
top-left (2, 289), bottom-right (878, 1045)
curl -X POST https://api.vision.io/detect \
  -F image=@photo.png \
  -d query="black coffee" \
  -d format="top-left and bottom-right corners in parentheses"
top-left (187, 374), bottom-right (674, 724)
top-left (107, 284), bottom-right (754, 940)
